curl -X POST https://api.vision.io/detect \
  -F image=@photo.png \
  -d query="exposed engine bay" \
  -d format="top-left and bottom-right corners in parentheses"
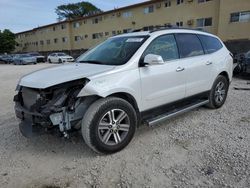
top-left (14, 78), bottom-right (97, 138)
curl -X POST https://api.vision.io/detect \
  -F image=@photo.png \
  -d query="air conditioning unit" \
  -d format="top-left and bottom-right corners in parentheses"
top-left (156, 3), bottom-right (161, 8)
top-left (187, 19), bottom-right (194, 25)
top-left (117, 12), bottom-right (121, 17)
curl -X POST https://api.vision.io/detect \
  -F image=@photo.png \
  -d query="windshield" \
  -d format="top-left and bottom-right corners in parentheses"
top-left (77, 36), bottom-right (148, 65)
top-left (57, 53), bottom-right (66, 56)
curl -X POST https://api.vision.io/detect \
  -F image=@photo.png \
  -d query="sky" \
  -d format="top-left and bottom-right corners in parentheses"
top-left (0, 0), bottom-right (147, 33)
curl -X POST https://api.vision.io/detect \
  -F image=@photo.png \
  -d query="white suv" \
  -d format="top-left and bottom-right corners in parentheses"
top-left (14, 29), bottom-right (233, 154)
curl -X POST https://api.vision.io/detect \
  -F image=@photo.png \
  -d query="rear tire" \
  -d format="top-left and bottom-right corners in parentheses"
top-left (207, 75), bottom-right (229, 109)
top-left (59, 59), bottom-right (62, 64)
top-left (81, 97), bottom-right (137, 154)
top-left (48, 59), bottom-right (51, 63)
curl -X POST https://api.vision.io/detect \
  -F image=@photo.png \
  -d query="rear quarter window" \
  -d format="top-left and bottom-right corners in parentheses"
top-left (198, 35), bottom-right (223, 54)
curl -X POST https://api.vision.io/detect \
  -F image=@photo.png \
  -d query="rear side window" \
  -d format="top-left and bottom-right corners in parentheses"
top-left (198, 35), bottom-right (223, 54)
top-left (175, 33), bottom-right (204, 58)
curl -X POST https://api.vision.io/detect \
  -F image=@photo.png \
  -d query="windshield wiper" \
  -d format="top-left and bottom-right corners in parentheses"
top-left (78, 60), bottom-right (104, 65)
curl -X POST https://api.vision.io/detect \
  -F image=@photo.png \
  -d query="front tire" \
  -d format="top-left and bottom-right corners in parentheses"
top-left (82, 97), bottom-right (137, 154)
top-left (207, 75), bottom-right (229, 109)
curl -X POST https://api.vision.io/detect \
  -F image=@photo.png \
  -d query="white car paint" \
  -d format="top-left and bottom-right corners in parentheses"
top-left (17, 29), bottom-right (233, 112)
top-left (19, 63), bottom-right (115, 89)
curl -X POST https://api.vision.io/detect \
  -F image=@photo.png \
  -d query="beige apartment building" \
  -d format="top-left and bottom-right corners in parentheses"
top-left (15, 0), bottom-right (250, 54)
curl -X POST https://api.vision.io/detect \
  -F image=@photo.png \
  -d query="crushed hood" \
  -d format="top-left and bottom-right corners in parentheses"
top-left (19, 63), bottom-right (115, 89)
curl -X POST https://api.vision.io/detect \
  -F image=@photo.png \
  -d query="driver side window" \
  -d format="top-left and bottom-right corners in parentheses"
top-left (143, 34), bottom-right (179, 61)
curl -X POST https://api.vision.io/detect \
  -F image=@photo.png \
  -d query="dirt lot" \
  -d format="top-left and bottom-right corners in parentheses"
top-left (0, 64), bottom-right (250, 188)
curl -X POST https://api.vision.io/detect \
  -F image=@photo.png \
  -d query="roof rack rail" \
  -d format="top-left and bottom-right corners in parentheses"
top-left (131, 25), bottom-right (208, 33)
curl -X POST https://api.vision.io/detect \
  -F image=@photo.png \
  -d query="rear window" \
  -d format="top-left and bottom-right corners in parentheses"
top-left (175, 33), bottom-right (204, 58)
top-left (198, 35), bottom-right (223, 54)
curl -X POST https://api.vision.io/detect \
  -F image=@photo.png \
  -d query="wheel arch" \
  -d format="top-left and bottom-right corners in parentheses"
top-left (107, 92), bottom-right (141, 126)
top-left (218, 71), bottom-right (230, 82)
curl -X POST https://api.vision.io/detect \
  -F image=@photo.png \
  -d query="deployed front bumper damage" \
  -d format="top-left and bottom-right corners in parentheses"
top-left (14, 79), bottom-right (95, 138)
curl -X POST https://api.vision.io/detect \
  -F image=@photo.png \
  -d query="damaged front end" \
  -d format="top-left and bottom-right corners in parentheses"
top-left (14, 78), bottom-right (96, 138)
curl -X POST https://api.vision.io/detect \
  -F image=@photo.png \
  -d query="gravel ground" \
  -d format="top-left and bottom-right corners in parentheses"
top-left (0, 64), bottom-right (249, 188)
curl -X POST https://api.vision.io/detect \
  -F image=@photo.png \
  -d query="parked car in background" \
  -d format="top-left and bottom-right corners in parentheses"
top-left (47, 53), bottom-right (74, 63)
top-left (0, 55), bottom-right (13, 64)
top-left (13, 54), bottom-right (37, 65)
top-left (234, 50), bottom-right (250, 74)
top-left (28, 52), bottom-right (45, 63)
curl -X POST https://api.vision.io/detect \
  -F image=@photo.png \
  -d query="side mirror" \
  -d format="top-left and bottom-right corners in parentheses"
top-left (144, 54), bottom-right (164, 65)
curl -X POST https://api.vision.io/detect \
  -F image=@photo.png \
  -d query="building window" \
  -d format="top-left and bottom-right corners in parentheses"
top-left (177, 0), bottom-right (184, 5)
top-left (62, 37), bottom-right (68, 43)
top-left (197, 17), bottom-right (212, 27)
top-left (40, 40), bottom-right (44, 45)
top-left (53, 26), bottom-right (56, 31)
top-left (123, 29), bottom-right (132, 33)
top-left (46, 40), bottom-right (50, 45)
top-left (198, 0), bottom-right (211, 3)
top-left (105, 32), bottom-right (109, 36)
top-left (144, 5), bottom-right (154, 14)
top-left (54, 38), bottom-right (58, 44)
top-left (74, 36), bottom-right (82, 42)
top-left (176, 21), bottom-right (183, 27)
top-left (73, 22), bottom-right (80, 28)
top-left (61, 24), bottom-right (66, 29)
top-left (92, 33), bottom-right (103, 39)
top-left (230, 11), bottom-right (250, 22)
top-left (165, 0), bottom-right (171, 7)
top-left (143, 25), bottom-right (154, 31)
top-left (92, 18), bottom-right (99, 24)
top-left (112, 31), bottom-right (116, 36)
top-left (122, 11), bottom-right (132, 18)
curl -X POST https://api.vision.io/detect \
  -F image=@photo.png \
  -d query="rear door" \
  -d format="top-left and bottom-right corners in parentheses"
top-left (175, 33), bottom-right (212, 97)
top-left (139, 34), bottom-right (186, 110)
top-left (197, 34), bottom-right (224, 89)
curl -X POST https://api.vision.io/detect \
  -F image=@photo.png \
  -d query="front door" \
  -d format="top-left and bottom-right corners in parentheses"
top-left (139, 34), bottom-right (186, 111)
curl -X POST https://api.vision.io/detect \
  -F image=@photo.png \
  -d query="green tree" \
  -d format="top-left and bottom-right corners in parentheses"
top-left (0, 29), bottom-right (17, 53)
top-left (55, 1), bottom-right (102, 21)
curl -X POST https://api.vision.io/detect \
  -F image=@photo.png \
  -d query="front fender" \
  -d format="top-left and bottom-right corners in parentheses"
top-left (77, 69), bottom-right (142, 110)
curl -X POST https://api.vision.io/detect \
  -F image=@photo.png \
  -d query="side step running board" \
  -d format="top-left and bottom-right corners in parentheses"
top-left (146, 100), bottom-right (209, 127)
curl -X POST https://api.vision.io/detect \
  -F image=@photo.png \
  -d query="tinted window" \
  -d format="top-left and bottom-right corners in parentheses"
top-left (175, 33), bottom-right (204, 58)
top-left (198, 35), bottom-right (223, 54)
top-left (143, 34), bottom-right (179, 61)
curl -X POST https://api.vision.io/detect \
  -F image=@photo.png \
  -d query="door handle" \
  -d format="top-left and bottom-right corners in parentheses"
top-left (176, 67), bottom-right (185, 72)
top-left (206, 61), bottom-right (213, 65)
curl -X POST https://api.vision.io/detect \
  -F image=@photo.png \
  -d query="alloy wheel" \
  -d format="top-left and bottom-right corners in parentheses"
top-left (214, 81), bottom-right (226, 104)
top-left (98, 109), bottom-right (130, 146)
